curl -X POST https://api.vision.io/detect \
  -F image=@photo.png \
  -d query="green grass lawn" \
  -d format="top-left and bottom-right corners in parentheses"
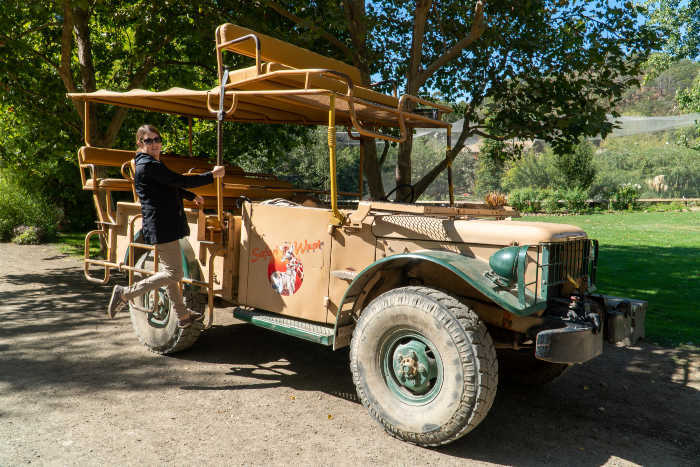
top-left (517, 211), bottom-right (699, 346)
top-left (57, 232), bottom-right (102, 257)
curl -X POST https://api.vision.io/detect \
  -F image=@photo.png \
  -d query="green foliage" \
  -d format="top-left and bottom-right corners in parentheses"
top-left (562, 187), bottom-right (589, 213)
top-left (642, 1), bottom-right (700, 116)
top-left (503, 140), bottom-right (596, 193)
top-left (507, 187), bottom-right (546, 213)
top-left (507, 187), bottom-right (589, 214)
top-left (644, 1), bottom-right (699, 65)
top-left (516, 211), bottom-right (700, 345)
top-left (646, 201), bottom-right (688, 212)
top-left (269, 0), bottom-right (657, 195)
top-left (0, 172), bottom-right (62, 242)
top-left (474, 139), bottom-right (516, 196)
top-left (676, 79), bottom-right (700, 113)
top-left (502, 149), bottom-right (558, 192)
top-left (592, 135), bottom-right (700, 199)
top-left (0, 2), bottom-right (314, 229)
top-left (622, 59), bottom-right (700, 116)
top-left (612, 183), bottom-right (642, 210)
top-left (412, 137), bottom-right (476, 201)
top-left (541, 189), bottom-right (562, 214)
top-left (553, 141), bottom-right (597, 190)
top-left (12, 226), bottom-right (41, 245)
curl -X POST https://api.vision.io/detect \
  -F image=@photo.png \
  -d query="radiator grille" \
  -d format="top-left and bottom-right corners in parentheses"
top-left (541, 239), bottom-right (598, 294)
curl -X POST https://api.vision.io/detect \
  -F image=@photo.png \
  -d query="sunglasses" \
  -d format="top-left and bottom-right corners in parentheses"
top-left (142, 136), bottom-right (162, 144)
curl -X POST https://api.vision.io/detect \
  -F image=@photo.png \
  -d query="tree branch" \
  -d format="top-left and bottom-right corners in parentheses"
top-left (378, 139), bottom-right (390, 167)
top-left (406, 0), bottom-right (433, 94)
top-left (417, 0), bottom-right (486, 87)
top-left (412, 124), bottom-right (472, 198)
top-left (264, 0), bottom-right (355, 63)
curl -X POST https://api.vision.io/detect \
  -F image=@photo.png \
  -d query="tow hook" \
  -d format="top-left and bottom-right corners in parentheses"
top-left (568, 294), bottom-right (601, 333)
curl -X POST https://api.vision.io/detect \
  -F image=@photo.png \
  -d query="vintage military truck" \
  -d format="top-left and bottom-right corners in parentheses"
top-left (69, 24), bottom-right (646, 446)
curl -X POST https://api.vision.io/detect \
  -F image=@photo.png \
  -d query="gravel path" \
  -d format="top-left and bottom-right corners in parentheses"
top-left (0, 243), bottom-right (698, 466)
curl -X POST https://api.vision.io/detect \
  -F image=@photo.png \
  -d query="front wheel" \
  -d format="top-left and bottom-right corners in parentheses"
top-left (350, 286), bottom-right (498, 446)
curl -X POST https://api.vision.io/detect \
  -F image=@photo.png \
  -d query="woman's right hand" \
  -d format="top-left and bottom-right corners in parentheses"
top-left (211, 166), bottom-right (225, 178)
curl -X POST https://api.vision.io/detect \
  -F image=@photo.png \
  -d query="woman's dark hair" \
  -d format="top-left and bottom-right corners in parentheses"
top-left (135, 124), bottom-right (160, 148)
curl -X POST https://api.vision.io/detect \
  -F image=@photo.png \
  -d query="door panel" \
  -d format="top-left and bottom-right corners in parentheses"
top-left (239, 203), bottom-right (332, 323)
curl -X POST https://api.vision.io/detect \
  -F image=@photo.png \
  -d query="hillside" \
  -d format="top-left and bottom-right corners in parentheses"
top-left (616, 60), bottom-right (700, 116)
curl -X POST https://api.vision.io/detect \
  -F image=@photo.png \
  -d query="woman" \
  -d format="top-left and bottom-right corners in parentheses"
top-left (107, 124), bottom-right (225, 328)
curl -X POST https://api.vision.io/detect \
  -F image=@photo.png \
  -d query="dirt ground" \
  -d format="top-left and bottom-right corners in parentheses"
top-left (0, 243), bottom-right (698, 466)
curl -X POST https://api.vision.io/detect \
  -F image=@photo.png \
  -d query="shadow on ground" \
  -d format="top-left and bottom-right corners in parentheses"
top-left (1, 249), bottom-right (698, 465)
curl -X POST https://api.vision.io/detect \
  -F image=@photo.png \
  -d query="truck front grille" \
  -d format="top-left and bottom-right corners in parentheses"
top-left (541, 238), bottom-right (598, 296)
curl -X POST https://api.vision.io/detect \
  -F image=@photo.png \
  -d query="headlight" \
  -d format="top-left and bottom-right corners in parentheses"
top-left (488, 246), bottom-right (521, 283)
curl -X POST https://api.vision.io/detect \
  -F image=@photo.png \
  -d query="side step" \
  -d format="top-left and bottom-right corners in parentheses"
top-left (233, 308), bottom-right (334, 346)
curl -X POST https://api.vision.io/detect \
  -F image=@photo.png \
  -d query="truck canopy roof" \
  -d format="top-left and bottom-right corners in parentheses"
top-left (68, 24), bottom-right (451, 131)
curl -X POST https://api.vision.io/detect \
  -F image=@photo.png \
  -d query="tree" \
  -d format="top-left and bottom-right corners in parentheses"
top-left (553, 140), bottom-right (596, 190)
top-left (262, 0), bottom-right (657, 200)
top-left (0, 1), bottom-right (312, 228)
top-left (644, 0), bottom-right (700, 112)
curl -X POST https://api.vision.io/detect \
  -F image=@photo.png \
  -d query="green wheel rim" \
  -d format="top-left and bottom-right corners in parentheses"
top-left (143, 288), bottom-right (170, 328)
top-left (380, 329), bottom-right (443, 405)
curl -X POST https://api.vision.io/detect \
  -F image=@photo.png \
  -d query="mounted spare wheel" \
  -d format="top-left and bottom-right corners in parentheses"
top-left (128, 240), bottom-right (206, 354)
top-left (350, 286), bottom-right (498, 446)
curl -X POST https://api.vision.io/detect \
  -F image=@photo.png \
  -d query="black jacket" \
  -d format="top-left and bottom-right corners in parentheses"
top-left (134, 152), bottom-right (214, 244)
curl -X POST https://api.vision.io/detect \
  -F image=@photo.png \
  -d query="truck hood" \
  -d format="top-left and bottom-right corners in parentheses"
top-left (372, 215), bottom-right (586, 246)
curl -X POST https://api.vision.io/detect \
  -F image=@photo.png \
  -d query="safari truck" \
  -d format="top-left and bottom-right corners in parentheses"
top-left (68, 24), bottom-right (646, 446)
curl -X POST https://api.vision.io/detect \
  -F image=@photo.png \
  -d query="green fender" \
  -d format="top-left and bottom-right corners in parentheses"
top-left (335, 250), bottom-right (545, 335)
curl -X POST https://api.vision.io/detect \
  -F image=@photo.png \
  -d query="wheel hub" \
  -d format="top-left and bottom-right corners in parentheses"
top-left (144, 288), bottom-right (170, 324)
top-left (391, 339), bottom-right (437, 395)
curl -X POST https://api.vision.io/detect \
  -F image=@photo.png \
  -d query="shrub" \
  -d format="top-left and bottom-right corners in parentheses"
top-left (554, 140), bottom-right (596, 190)
top-left (12, 225), bottom-right (42, 245)
top-left (542, 189), bottom-right (562, 214)
top-left (562, 187), bottom-right (589, 213)
top-left (0, 173), bottom-right (62, 242)
top-left (502, 149), bottom-right (558, 192)
top-left (612, 183), bottom-right (641, 210)
top-left (507, 188), bottom-right (529, 212)
top-left (475, 139), bottom-right (521, 196)
top-left (508, 187), bottom-right (547, 213)
top-left (485, 191), bottom-right (507, 208)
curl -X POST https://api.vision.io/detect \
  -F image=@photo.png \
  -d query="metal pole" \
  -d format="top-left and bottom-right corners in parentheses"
top-left (358, 137), bottom-right (364, 200)
top-left (188, 117), bottom-right (193, 157)
top-left (447, 125), bottom-right (454, 207)
top-left (328, 94), bottom-right (344, 226)
top-left (216, 68), bottom-right (230, 224)
top-left (84, 101), bottom-right (91, 147)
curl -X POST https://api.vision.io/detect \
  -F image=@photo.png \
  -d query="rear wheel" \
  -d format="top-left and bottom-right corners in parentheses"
top-left (128, 251), bottom-right (205, 354)
top-left (350, 286), bottom-right (498, 446)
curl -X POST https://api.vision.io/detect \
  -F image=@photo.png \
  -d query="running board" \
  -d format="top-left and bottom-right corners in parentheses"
top-left (233, 308), bottom-right (334, 346)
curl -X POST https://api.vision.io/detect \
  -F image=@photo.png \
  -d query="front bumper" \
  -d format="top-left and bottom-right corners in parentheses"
top-left (536, 323), bottom-right (603, 364)
top-left (535, 295), bottom-right (647, 364)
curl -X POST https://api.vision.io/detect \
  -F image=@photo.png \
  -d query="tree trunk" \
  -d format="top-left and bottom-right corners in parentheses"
top-left (361, 137), bottom-right (385, 199)
top-left (395, 132), bottom-right (413, 201)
